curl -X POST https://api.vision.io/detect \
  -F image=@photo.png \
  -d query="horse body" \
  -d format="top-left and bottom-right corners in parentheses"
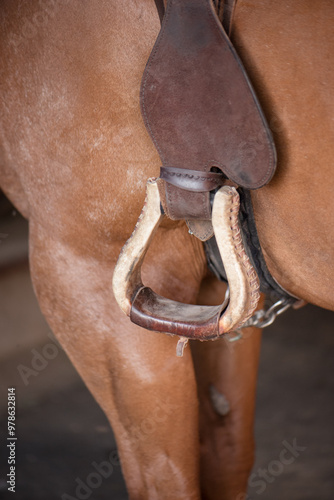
top-left (233, 0), bottom-right (334, 309)
top-left (0, 1), bottom-right (333, 498)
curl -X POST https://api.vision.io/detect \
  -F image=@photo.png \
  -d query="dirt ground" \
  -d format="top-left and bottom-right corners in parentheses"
top-left (0, 211), bottom-right (333, 500)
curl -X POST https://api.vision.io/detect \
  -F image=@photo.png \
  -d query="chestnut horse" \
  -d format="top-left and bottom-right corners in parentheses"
top-left (0, 1), bottom-right (333, 498)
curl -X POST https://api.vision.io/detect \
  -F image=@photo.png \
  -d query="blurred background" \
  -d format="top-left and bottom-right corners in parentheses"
top-left (0, 191), bottom-right (333, 500)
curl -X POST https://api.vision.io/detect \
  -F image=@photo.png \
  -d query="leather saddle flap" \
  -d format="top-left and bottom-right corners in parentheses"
top-left (141, 0), bottom-right (276, 219)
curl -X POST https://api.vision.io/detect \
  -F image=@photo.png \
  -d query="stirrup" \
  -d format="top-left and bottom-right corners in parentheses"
top-left (112, 179), bottom-right (260, 346)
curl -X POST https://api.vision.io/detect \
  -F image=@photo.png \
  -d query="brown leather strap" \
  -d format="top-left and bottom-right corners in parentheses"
top-left (212, 0), bottom-right (236, 35)
top-left (155, 1), bottom-right (238, 45)
top-left (222, 0), bottom-right (237, 35)
top-left (153, 0), bottom-right (165, 24)
top-left (130, 286), bottom-right (226, 340)
top-left (141, 0), bottom-right (276, 221)
top-left (160, 167), bottom-right (224, 192)
top-left (212, 0), bottom-right (224, 22)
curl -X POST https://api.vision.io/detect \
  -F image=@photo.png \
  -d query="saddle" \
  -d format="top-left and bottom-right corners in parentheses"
top-left (112, 0), bottom-right (283, 353)
top-left (143, 0), bottom-right (275, 229)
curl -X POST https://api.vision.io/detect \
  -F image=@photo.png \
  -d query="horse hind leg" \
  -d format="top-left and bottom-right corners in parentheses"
top-left (192, 274), bottom-right (262, 500)
top-left (28, 217), bottom-right (206, 499)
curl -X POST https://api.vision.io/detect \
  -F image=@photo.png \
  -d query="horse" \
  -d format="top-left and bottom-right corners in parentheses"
top-left (0, 0), bottom-right (333, 498)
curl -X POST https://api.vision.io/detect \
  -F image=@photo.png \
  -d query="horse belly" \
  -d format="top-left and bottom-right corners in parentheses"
top-left (233, 0), bottom-right (334, 308)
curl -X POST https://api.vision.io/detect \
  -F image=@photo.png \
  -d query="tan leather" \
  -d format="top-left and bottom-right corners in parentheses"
top-left (140, 0), bottom-right (276, 221)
